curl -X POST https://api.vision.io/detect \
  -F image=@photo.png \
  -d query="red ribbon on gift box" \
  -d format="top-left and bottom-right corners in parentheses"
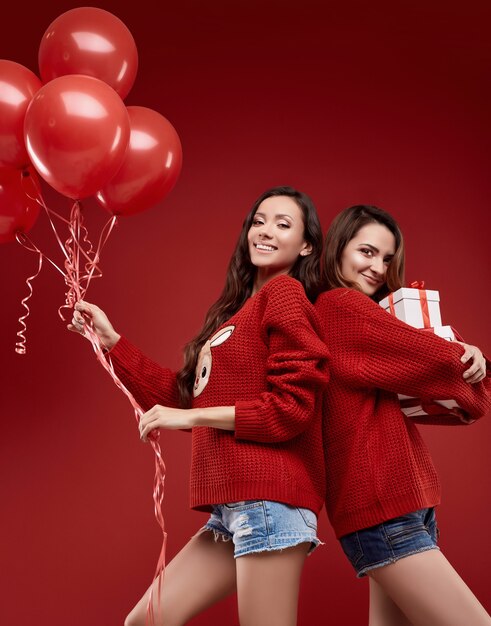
top-left (409, 280), bottom-right (431, 328)
top-left (400, 397), bottom-right (468, 419)
top-left (387, 280), bottom-right (431, 328)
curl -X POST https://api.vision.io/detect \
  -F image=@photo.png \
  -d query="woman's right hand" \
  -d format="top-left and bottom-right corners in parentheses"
top-left (455, 341), bottom-right (487, 384)
top-left (67, 300), bottom-right (121, 351)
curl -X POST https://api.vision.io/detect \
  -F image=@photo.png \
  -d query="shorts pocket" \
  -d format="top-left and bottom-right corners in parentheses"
top-left (423, 508), bottom-right (439, 542)
top-left (223, 500), bottom-right (263, 511)
top-left (386, 521), bottom-right (428, 544)
top-left (296, 507), bottom-right (318, 531)
top-left (340, 532), bottom-right (364, 567)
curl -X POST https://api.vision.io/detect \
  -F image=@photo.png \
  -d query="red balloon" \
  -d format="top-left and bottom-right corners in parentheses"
top-left (24, 74), bottom-right (130, 200)
top-left (96, 107), bottom-right (183, 216)
top-left (0, 60), bottom-right (42, 169)
top-left (0, 167), bottom-right (41, 244)
top-left (39, 7), bottom-right (138, 100)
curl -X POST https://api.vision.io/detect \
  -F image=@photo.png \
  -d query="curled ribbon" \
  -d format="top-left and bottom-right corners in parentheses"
top-left (14, 233), bottom-right (43, 355)
top-left (14, 182), bottom-right (167, 623)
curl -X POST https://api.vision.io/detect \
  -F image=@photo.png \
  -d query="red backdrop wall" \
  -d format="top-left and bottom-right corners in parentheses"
top-left (1, 1), bottom-right (490, 624)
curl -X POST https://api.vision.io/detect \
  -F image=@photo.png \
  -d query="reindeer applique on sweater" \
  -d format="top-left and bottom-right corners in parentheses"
top-left (193, 326), bottom-right (235, 398)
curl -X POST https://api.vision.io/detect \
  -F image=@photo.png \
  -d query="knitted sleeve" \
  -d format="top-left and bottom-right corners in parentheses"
top-left (234, 277), bottom-right (330, 442)
top-left (322, 289), bottom-right (491, 421)
top-left (106, 335), bottom-right (180, 411)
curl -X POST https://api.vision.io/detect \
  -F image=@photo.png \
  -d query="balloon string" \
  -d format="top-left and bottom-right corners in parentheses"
top-left (19, 176), bottom-right (167, 620)
top-left (82, 323), bottom-right (167, 625)
top-left (14, 233), bottom-right (44, 356)
top-left (14, 230), bottom-right (68, 355)
top-left (21, 176), bottom-right (117, 306)
top-left (78, 212), bottom-right (117, 293)
top-left (58, 203), bottom-right (117, 320)
top-left (15, 226), bottom-right (68, 279)
top-left (22, 178), bottom-right (73, 265)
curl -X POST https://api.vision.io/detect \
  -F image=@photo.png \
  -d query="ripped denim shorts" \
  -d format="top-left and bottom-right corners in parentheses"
top-left (199, 500), bottom-right (322, 558)
top-left (339, 507), bottom-right (440, 577)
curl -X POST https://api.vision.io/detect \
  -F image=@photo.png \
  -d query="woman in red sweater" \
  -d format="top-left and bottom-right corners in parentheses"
top-left (316, 204), bottom-right (490, 626)
top-left (69, 186), bottom-right (329, 626)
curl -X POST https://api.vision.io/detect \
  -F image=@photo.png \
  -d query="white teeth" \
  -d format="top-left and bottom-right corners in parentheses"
top-left (256, 243), bottom-right (276, 251)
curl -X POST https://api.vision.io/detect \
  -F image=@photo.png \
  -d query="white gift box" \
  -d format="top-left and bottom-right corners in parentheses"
top-left (428, 325), bottom-right (455, 342)
top-left (379, 287), bottom-right (442, 329)
top-left (399, 398), bottom-right (460, 418)
top-left (379, 286), bottom-right (465, 420)
top-left (394, 321), bottom-right (461, 418)
top-left (398, 325), bottom-right (455, 405)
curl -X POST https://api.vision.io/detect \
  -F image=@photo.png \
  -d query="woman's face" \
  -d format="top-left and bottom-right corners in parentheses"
top-left (247, 195), bottom-right (311, 275)
top-left (340, 222), bottom-right (396, 296)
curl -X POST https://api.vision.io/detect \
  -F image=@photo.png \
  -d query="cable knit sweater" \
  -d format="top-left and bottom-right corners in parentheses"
top-left (108, 275), bottom-right (330, 514)
top-left (316, 288), bottom-right (491, 539)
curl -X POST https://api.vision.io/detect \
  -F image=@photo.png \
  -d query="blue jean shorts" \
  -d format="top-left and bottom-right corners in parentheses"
top-left (199, 500), bottom-right (321, 558)
top-left (339, 508), bottom-right (440, 577)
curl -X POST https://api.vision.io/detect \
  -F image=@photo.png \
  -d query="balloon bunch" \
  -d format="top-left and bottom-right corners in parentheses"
top-left (1, 7), bottom-right (182, 338)
top-left (1, 8), bottom-right (182, 622)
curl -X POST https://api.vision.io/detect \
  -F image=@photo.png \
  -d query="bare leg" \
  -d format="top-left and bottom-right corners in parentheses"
top-left (125, 530), bottom-right (236, 626)
top-left (369, 578), bottom-right (413, 626)
top-left (235, 543), bottom-right (309, 626)
top-left (369, 550), bottom-right (491, 626)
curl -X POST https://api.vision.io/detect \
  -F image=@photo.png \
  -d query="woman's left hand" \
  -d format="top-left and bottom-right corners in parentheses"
top-left (456, 342), bottom-right (487, 384)
top-left (139, 405), bottom-right (196, 441)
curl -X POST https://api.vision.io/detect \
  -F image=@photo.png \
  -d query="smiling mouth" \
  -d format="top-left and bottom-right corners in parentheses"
top-left (254, 243), bottom-right (277, 252)
top-left (361, 274), bottom-right (381, 285)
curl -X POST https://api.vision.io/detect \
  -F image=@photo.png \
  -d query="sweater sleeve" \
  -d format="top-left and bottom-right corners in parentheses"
top-left (106, 335), bottom-right (180, 411)
top-left (324, 290), bottom-right (491, 422)
top-left (234, 277), bottom-right (330, 443)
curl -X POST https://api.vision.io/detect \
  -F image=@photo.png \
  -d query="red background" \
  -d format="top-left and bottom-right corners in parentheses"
top-left (1, 1), bottom-right (490, 624)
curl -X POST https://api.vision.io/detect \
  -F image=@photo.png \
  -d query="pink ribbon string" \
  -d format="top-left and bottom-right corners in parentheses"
top-left (16, 182), bottom-right (118, 326)
top-left (58, 202), bottom-right (116, 321)
top-left (14, 233), bottom-right (43, 355)
top-left (15, 182), bottom-right (168, 622)
top-left (82, 324), bottom-right (167, 625)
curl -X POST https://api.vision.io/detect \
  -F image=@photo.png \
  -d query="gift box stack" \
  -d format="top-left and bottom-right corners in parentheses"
top-left (379, 281), bottom-right (462, 417)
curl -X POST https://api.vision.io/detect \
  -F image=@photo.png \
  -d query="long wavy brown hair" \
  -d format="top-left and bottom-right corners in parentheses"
top-left (322, 204), bottom-right (405, 301)
top-left (176, 186), bottom-right (323, 407)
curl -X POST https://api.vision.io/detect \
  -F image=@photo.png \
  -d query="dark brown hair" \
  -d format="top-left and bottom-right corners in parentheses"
top-left (176, 186), bottom-right (323, 407)
top-left (322, 204), bottom-right (405, 301)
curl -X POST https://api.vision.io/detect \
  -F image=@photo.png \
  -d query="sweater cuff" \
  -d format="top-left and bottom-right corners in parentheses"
top-left (235, 400), bottom-right (263, 440)
top-left (105, 335), bottom-right (134, 364)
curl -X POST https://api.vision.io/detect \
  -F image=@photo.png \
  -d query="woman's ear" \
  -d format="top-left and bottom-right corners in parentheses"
top-left (300, 242), bottom-right (313, 257)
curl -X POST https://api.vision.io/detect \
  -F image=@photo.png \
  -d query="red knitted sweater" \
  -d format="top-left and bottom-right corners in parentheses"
top-left (315, 288), bottom-right (491, 539)
top-left (108, 275), bottom-right (330, 514)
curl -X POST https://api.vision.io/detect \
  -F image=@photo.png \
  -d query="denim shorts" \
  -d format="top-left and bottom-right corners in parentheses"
top-left (199, 500), bottom-right (321, 558)
top-left (339, 508), bottom-right (440, 577)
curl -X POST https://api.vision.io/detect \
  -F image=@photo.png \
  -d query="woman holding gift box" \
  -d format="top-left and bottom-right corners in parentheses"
top-left (316, 204), bottom-right (491, 626)
top-left (69, 186), bottom-right (330, 626)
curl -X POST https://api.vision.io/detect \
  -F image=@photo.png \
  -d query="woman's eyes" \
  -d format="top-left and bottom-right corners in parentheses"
top-left (252, 220), bottom-right (290, 228)
top-left (359, 247), bottom-right (393, 265)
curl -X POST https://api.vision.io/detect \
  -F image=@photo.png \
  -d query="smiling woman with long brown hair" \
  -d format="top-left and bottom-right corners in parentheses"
top-left (69, 186), bottom-right (329, 626)
top-left (317, 204), bottom-right (491, 626)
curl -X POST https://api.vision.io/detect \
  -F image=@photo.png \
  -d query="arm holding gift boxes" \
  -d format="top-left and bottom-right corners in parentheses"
top-left (320, 288), bottom-right (491, 423)
top-left (379, 283), bottom-right (489, 423)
